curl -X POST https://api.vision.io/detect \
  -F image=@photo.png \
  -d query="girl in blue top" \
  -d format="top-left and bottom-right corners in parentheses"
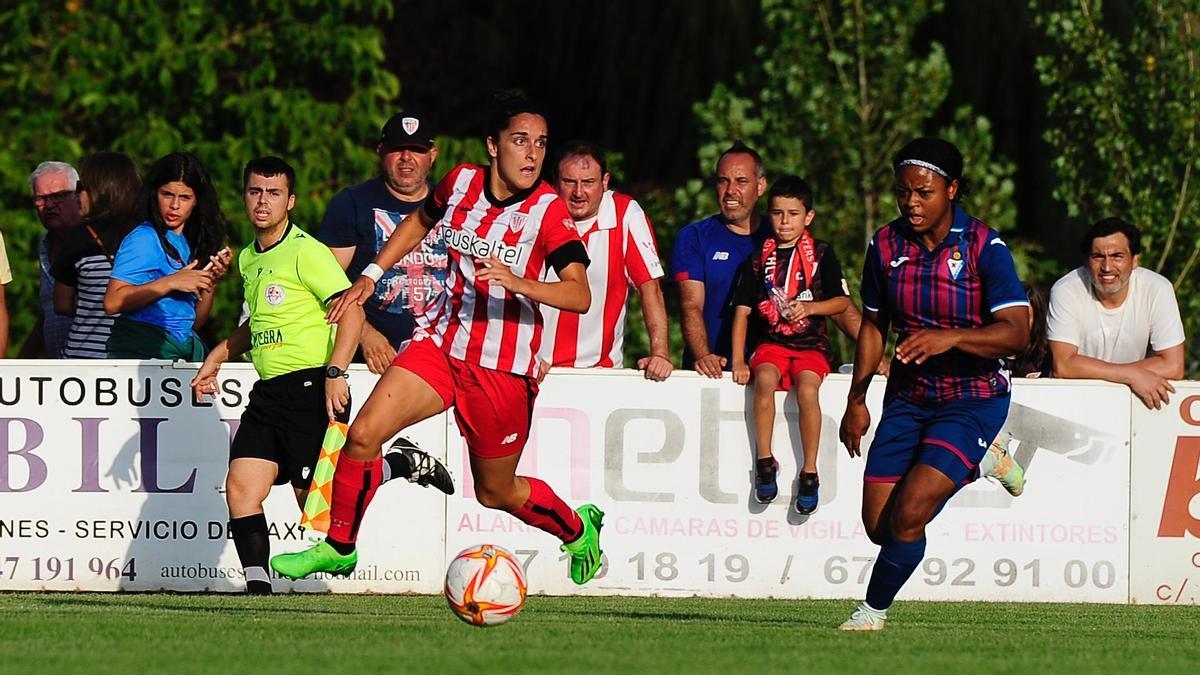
top-left (104, 152), bottom-right (231, 360)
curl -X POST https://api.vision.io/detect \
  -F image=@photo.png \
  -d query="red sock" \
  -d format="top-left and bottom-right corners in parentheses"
top-left (327, 456), bottom-right (383, 545)
top-left (511, 476), bottom-right (583, 543)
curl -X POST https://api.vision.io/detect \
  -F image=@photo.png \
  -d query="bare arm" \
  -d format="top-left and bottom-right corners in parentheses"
top-left (678, 279), bottom-right (711, 359)
top-left (635, 279), bottom-right (673, 380)
top-left (840, 309), bottom-right (888, 457)
top-left (1051, 340), bottom-right (1181, 409)
top-left (374, 209), bottom-right (434, 272)
top-left (730, 305), bottom-right (752, 385)
top-left (477, 259), bottom-right (591, 313)
top-left (895, 305), bottom-right (1029, 365)
top-left (636, 279), bottom-right (671, 362)
top-left (830, 301), bottom-right (863, 339)
top-left (191, 321), bottom-right (251, 400)
top-left (326, 209), bottom-right (434, 323)
top-left (194, 288), bottom-right (217, 328)
top-left (328, 246), bottom-right (355, 270)
top-left (328, 302), bottom-right (364, 371)
top-left (791, 295), bottom-right (850, 321)
top-left (104, 262), bottom-right (214, 315)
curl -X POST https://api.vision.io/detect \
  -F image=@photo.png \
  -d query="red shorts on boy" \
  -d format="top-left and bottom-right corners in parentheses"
top-left (392, 337), bottom-right (538, 458)
top-left (749, 342), bottom-right (831, 391)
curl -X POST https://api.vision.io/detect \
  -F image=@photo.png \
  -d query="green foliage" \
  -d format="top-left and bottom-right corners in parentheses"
top-left (665, 0), bottom-right (1021, 363)
top-left (0, 0), bottom-right (398, 349)
top-left (1034, 0), bottom-right (1200, 375)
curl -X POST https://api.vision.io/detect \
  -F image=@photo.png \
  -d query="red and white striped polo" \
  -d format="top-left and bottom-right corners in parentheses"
top-left (539, 191), bottom-right (664, 368)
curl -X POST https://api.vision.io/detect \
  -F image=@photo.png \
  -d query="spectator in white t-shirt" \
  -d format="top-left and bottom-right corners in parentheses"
top-left (1047, 217), bottom-right (1185, 409)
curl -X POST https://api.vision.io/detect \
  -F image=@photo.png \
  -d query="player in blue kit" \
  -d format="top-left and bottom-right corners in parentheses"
top-left (838, 138), bottom-right (1031, 630)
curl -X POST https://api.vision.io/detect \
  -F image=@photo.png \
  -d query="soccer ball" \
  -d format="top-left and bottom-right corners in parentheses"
top-left (444, 544), bottom-right (528, 627)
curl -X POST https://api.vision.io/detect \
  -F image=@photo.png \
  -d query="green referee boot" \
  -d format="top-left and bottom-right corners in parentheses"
top-left (270, 541), bottom-right (357, 580)
top-left (561, 504), bottom-right (605, 585)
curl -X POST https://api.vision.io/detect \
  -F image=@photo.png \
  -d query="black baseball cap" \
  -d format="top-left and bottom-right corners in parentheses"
top-left (380, 112), bottom-right (435, 151)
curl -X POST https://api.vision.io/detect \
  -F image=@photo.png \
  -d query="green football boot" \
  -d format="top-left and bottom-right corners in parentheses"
top-left (270, 541), bottom-right (357, 580)
top-left (561, 504), bottom-right (605, 585)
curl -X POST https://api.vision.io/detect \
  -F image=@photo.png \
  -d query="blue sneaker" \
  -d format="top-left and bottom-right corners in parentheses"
top-left (795, 472), bottom-right (819, 515)
top-left (754, 457), bottom-right (779, 504)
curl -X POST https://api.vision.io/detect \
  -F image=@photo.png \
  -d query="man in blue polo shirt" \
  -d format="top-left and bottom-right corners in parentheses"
top-left (673, 142), bottom-right (770, 377)
top-left (674, 142), bottom-right (865, 377)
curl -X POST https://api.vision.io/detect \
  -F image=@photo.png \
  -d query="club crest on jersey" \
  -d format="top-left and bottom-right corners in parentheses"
top-left (265, 283), bottom-right (285, 306)
top-left (402, 117), bottom-right (420, 134)
top-left (509, 212), bottom-right (529, 233)
top-left (947, 252), bottom-right (964, 280)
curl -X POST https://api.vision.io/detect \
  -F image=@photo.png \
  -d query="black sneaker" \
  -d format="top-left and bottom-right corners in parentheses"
top-left (795, 472), bottom-right (819, 515)
top-left (754, 457), bottom-right (779, 504)
top-left (386, 437), bottom-right (455, 495)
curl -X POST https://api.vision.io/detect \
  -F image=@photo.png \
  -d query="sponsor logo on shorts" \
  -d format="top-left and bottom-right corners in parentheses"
top-left (301, 466), bottom-right (311, 479)
top-left (501, 433), bottom-right (518, 445)
top-left (265, 283), bottom-right (285, 306)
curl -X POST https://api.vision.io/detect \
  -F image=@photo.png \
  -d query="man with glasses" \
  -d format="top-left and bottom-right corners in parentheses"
top-left (21, 161), bottom-right (82, 358)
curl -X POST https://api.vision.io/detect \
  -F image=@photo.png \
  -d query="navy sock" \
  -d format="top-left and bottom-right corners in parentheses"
top-left (864, 535), bottom-right (926, 611)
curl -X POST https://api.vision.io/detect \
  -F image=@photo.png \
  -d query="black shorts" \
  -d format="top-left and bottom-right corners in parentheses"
top-left (228, 367), bottom-right (352, 490)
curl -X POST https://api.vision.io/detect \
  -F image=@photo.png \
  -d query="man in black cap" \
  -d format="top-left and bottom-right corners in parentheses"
top-left (316, 112), bottom-right (453, 491)
top-left (318, 111), bottom-right (446, 372)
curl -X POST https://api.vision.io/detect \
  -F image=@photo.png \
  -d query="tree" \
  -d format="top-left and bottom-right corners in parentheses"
top-left (1034, 0), bottom-right (1200, 375)
top-left (674, 0), bottom-right (1021, 362)
top-left (0, 0), bottom-right (399, 349)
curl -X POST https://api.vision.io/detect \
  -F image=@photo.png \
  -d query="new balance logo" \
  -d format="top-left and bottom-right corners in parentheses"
top-left (501, 433), bottom-right (519, 445)
top-left (712, 251), bottom-right (730, 260)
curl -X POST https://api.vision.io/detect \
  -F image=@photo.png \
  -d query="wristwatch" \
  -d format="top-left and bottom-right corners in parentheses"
top-left (325, 365), bottom-right (346, 379)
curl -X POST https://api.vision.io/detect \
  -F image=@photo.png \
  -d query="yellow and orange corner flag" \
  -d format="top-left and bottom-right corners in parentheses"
top-left (300, 421), bottom-right (349, 534)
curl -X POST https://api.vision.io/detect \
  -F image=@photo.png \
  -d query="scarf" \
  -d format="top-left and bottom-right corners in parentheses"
top-left (757, 232), bottom-right (818, 334)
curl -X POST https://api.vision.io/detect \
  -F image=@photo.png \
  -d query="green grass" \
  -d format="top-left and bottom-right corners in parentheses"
top-left (1, 594), bottom-right (1197, 674)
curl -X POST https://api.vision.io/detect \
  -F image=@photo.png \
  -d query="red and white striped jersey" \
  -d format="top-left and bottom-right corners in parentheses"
top-left (539, 191), bottom-right (665, 368)
top-left (417, 164), bottom-right (584, 377)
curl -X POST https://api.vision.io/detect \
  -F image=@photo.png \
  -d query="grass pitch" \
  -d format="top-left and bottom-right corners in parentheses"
top-left (1, 593), bottom-right (1197, 673)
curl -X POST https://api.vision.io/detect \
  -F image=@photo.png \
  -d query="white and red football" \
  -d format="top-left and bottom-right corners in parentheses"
top-left (444, 544), bottom-right (528, 627)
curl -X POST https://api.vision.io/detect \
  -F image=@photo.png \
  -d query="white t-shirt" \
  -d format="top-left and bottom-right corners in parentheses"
top-left (1047, 266), bottom-right (1185, 364)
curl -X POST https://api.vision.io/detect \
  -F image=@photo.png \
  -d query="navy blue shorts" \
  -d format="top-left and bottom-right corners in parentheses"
top-left (864, 395), bottom-right (1010, 486)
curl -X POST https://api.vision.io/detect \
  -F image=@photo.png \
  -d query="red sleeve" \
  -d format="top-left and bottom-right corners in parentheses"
top-left (537, 197), bottom-right (584, 257)
top-left (424, 164), bottom-right (469, 221)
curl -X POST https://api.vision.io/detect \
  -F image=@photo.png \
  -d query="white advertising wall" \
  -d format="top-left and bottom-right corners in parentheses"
top-left (1129, 382), bottom-right (1200, 604)
top-left (0, 361), bottom-right (1192, 604)
top-left (448, 374), bottom-right (1131, 602)
top-left (0, 361), bottom-right (445, 593)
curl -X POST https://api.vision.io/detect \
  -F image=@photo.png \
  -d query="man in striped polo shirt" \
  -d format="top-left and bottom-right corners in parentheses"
top-left (540, 141), bottom-right (672, 380)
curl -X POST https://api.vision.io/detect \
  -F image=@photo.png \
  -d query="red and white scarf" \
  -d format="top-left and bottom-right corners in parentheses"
top-left (758, 232), bottom-right (817, 334)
